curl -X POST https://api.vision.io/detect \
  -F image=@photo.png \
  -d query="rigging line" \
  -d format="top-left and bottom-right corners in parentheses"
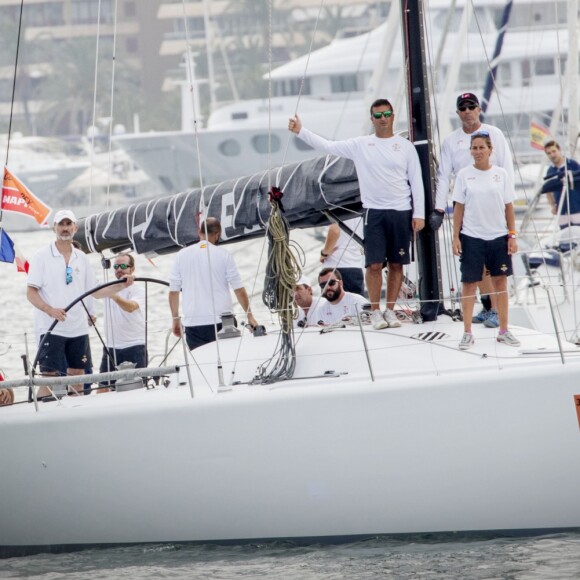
top-left (104, 0), bottom-right (120, 212)
top-left (180, 0), bottom-right (206, 197)
top-left (4, 0), bottom-right (24, 168)
top-left (281, 0), bottom-right (326, 165)
top-left (88, 0), bottom-right (104, 211)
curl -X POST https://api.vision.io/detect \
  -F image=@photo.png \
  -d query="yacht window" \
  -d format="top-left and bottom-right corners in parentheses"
top-left (535, 59), bottom-right (555, 76)
top-left (432, 8), bottom-right (491, 34)
top-left (330, 74), bottom-right (359, 93)
top-left (231, 112), bottom-right (248, 120)
top-left (273, 79), bottom-right (310, 97)
top-left (294, 138), bottom-right (314, 151)
top-left (218, 139), bottom-right (241, 157)
top-left (251, 134), bottom-right (281, 154)
top-left (496, 62), bottom-right (512, 87)
top-left (457, 62), bottom-right (488, 87)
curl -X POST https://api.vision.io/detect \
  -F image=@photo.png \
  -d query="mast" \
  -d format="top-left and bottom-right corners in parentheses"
top-left (400, 0), bottom-right (441, 321)
top-left (480, 0), bottom-right (514, 119)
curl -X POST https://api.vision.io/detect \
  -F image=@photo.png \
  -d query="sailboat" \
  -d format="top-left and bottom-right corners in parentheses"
top-left (3, 0), bottom-right (580, 559)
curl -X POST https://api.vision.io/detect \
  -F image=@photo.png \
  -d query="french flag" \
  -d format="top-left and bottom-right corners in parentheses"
top-left (0, 228), bottom-right (29, 273)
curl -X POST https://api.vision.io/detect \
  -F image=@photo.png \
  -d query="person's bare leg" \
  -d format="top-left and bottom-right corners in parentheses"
top-left (386, 263), bottom-right (403, 311)
top-left (366, 263), bottom-right (384, 311)
top-left (462, 282), bottom-right (478, 333)
top-left (66, 368), bottom-right (85, 396)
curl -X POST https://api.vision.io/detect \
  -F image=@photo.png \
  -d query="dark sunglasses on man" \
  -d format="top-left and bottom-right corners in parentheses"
top-left (319, 279), bottom-right (339, 290)
top-left (114, 263), bottom-right (131, 270)
top-left (372, 111), bottom-right (393, 119)
top-left (458, 104), bottom-right (478, 112)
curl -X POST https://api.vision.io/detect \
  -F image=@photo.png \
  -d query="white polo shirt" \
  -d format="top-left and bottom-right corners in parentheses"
top-left (103, 285), bottom-right (146, 349)
top-left (27, 242), bottom-right (97, 338)
top-left (169, 241), bottom-right (244, 327)
top-left (452, 165), bottom-right (515, 240)
top-left (297, 128), bottom-right (425, 218)
top-left (435, 123), bottom-right (514, 211)
top-left (309, 292), bottom-right (369, 325)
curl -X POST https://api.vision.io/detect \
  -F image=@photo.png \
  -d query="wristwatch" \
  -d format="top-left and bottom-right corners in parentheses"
top-left (320, 250), bottom-right (329, 257)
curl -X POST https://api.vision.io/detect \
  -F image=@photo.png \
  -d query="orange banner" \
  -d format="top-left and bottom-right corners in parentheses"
top-left (1, 166), bottom-right (51, 226)
top-left (530, 122), bottom-right (550, 151)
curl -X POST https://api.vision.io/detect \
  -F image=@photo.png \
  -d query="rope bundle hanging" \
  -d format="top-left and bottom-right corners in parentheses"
top-left (255, 187), bottom-right (301, 383)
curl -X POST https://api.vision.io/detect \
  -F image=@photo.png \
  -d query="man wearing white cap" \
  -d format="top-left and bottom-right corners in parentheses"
top-left (27, 209), bottom-right (129, 398)
top-left (294, 275), bottom-right (316, 327)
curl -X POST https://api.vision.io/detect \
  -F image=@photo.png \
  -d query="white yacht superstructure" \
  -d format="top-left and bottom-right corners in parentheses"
top-left (113, 0), bottom-right (575, 193)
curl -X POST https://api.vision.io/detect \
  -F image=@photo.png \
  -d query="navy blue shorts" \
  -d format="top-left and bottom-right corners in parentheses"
top-left (336, 267), bottom-right (365, 296)
top-left (37, 334), bottom-right (92, 374)
top-left (185, 323), bottom-right (223, 350)
top-left (99, 345), bottom-right (147, 373)
top-left (460, 234), bottom-right (513, 283)
top-left (364, 208), bottom-right (413, 267)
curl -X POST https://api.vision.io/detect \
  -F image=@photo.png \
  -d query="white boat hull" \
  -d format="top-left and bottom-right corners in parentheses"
top-left (2, 323), bottom-right (580, 555)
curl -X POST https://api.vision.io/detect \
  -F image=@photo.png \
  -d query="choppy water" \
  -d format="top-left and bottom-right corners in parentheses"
top-left (1, 534), bottom-right (580, 578)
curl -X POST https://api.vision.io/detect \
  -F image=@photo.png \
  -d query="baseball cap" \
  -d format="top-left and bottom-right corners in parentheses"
top-left (296, 275), bottom-right (311, 287)
top-left (456, 92), bottom-right (480, 108)
top-left (53, 210), bottom-right (77, 224)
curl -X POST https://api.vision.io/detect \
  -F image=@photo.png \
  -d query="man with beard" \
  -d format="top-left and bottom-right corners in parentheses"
top-left (311, 268), bottom-right (369, 325)
top-left (27, 210), bottom-right (131, 398)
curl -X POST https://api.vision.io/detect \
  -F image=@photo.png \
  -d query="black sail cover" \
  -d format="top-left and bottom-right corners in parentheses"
top-left (75, 155), bottom-right (362, 256)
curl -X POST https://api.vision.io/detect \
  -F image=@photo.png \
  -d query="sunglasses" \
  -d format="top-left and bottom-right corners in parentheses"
top-left (471, 130), bottom-right (490, 139)
top-left (319, 279), bottom-right (339, 290)
top-left (458, 105), bottom-right (478, 112)
top-left (66, 266), bottom-right (73, 285)
top-left (114, 263), bottom-right (131, 270)
top-left (372, 111), bottom-right (393, 119)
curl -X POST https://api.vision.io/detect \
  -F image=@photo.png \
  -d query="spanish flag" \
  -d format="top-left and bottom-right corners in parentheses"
top-left (1, 166), bottom-right (51, 226)
top-left (530, 122), bottom-right (550, 150)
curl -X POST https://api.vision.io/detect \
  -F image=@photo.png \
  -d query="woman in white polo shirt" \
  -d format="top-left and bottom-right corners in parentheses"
top-left (452, 131), bottom-right (519, 350)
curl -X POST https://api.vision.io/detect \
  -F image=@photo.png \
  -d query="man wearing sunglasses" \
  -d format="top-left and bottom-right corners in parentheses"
top-left (288, 98), bottom-right (425, 330)
top-left (99, 253), bottom-right (146, 389)
top-left (431, 92), bottom-right (514, 328)
top-left (310, 268), bottom-right (369, 325)
top-left (27, 210), bottom-right (135, 398)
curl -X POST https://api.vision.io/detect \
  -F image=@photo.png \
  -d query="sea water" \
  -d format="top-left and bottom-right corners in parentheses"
top-left (2, 231), bottom-right (580, 577)
top-left (1, 534), bottom-right (580, 578)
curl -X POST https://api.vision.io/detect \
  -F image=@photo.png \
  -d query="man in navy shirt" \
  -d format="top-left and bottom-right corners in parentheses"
top-left (543, 140), bottom-right (580, 228)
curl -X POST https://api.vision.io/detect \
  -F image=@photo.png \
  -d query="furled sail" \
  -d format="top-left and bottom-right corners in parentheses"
top-left (75, 155), bottom-right (361, 256)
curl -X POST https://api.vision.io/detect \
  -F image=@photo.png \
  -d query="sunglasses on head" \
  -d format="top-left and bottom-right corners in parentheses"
top-left (319, 279), bottom-right (338, 290)
top-left (372, 110), bottom-right (393, 119)
top-left (458, 104), bottom-right (478, 112)
top-left (114, 263), bottom-right (131, 270)
top-left (471, 130), bottom-right (490, 139)
top-left (65, 266), bottom-right (73, 285)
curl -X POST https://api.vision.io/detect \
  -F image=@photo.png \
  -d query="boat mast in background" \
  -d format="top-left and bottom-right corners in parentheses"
top-left (480, 0), bottom-right (514, 120)
top-left (401, 0), bottom-right (442, 321)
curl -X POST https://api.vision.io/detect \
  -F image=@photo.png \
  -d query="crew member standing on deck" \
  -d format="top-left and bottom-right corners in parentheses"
top-left (168, 217), bottom-right (258, 350)
top-left (452, 131), bottom-right (520, 350)
top-left (99, 253), bottom-right (147, 389)
top-left (431, 92), bottom-right (514, 328)
top-left (289, 98), bottom-right (425, 330)
top-left (27, 210), bottom-right (131, 398)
